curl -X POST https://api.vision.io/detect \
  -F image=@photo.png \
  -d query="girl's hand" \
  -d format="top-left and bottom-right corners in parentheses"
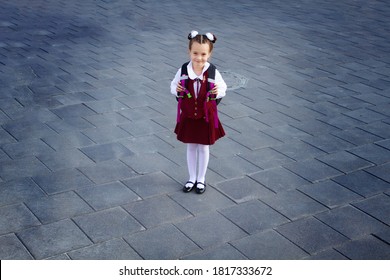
top-left (212, 84), bottom-right (218, 95)
top-left (176, 83), bottom-right (185, 93)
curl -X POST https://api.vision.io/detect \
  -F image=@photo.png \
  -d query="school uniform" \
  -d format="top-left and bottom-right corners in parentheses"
top-left (171, 61), bottom-right (227, 145)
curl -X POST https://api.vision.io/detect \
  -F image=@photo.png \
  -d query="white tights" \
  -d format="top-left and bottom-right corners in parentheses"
top-left (187, 143), bottom-right (209, 186)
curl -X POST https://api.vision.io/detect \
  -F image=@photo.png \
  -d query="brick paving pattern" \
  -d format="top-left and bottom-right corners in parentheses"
top-left (0, 0), bottom-right (389, 259)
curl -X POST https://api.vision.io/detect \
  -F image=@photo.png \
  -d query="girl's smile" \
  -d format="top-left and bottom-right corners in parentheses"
top-left (189, 41), bottom-right (212, 74)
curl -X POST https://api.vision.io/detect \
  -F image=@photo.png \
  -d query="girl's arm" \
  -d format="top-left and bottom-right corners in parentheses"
top-left (170, 68), bottom-right (181, 96)
top-left (215, 69), bottom-right (227, 98)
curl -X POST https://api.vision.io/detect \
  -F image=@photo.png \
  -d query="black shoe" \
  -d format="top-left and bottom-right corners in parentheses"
top-left (196, 182), bottom-right (206, 194)
top-left (183, 181), bottom-right (196, 193)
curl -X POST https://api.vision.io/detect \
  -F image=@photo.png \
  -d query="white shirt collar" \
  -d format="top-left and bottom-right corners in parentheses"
top-left (187, 61), bottom-right (210, 79)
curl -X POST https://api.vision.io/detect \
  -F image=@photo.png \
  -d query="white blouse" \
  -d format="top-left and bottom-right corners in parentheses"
top-left (170, 61), bottom-right (227, 99)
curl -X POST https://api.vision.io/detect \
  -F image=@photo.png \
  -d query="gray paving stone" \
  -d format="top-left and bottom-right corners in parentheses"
top-left (123, 195), bottom-right (192, 228)
top-left (332, 127), bottom-right (383, 145)
top-left (2, 120), bottom-right (57, 140)
top-left (77, 181), bottom-right (141, 211)
top-left (276, 217), bottom-right (348, 254)
top-left (32, 168), bottom-right (93, 194)
top-left (238, 148), bottom-right (295, 169)
top-left (229, 130), bottom-right (283, 150)
top-left (251, 111), bottom-right (301, 127)
top-left (260, 190), bottom-right (327, 220)
top-left (78, 159), bottom-right (138, 184)
top-left (272, 139), bottom-right (326, 161)
top-left (0, 178), bottom-right (45, 207)
top-left (316, 205), bottom-right (388, 239)
top-left (209, 155), bottom-right (260, 179)
top-left (0, 128), bottom-right (16, 146)
top-left (333, 170), bottom-right (390, 197)
top-left (169, 186), bottom-right (235, 215)
top-left (17, 219), bottom-right (92, 259)
top-left (1, 0), bottom-right (390, 261)
top-left (299, 181), bottom-right (362, 208)
top-left (302, 134), bottom-right (356, 153)
top-left (53, 91), bottom-right (96, 106)
top-left (261, 125), bottom-right (312, 142)
top-left (352, 194), bottom-right (390, 226)
top-left (37, 148), bottom-right (95, 171)
top-left (230, 230), bottom-right (308, 260)
top-left (119, 119), bottom-right (168, 137)
top-left (119, 106), bottom-right (164, 121)
top-left (2, 138), bottom-right (53, 159)
top-left (50, 104), bottom-right (96, 119)
top-left (376, 139), bottom-right (390, 150)
top-left (121, 152), bottom-right (178, 175)
top-left (82, 125), bottom-right (131, 144)
top-left (224, 117), bottom-right (269, 133)
top-left (366, 163), bottom-right (390, 183)
top-left (73, 207), bottom-right (144, 243)
top-left (120, 134), bottom-right (174, 154)
top-left (122, 171), bottom-right (181, 199)
top-left (335, 235), bottom-right (390, 260)
top-left (124, 224), bottom-right (200, 260)
top-left (291, 119), bottom-right (340, 137)
top-left (25, 191), bottom-right (93, 224)
top-left (358, 121), bottom-right (390, 139)
top-left (215, 176), bottom-right (274, 203)
top-left (250, 167), bottom-right (310, 193)
top-left (211, 137), bottom-right (252, 157)
top-left (84, 99), bottom-right (129, 114)
top-left (47, 117), bottom-right (95, 133)
top-left (84, 112), bottom-right (130, 127)
top-left (219, 103), bottom-right (260, 118)
top-left (0, 234), bottom-right (33, 260)
top-left (304, 249), bottom-right (348, 260)
top-left (344, 108), bottom-right (387, 123)
top-left (348, 143), bottom-right (390, 165)
top-left (40, 134), bottom-right (83, 151)
top-left (175, 211), bottom-right (247, 249)
top-left (319, 114), bottom-right (366, 130)
top-left (80, 142), bottom-right (134, 162)
top-left (117, 95), bottom-right (158, 109)
top-left (68, 238), bottom-right (142, 260)
top-left (220, 200), bottom-right (289, 234)
top-left (182, 244), bottom-right (247, 260)
top-left (316, 151), bottom-right (374, 173)
top-left (284, 159), bottom-right (343, 183)
top-left (0, 156), bottom-right (50, 181)
top-left (373, 228), bottom-right (390, 245)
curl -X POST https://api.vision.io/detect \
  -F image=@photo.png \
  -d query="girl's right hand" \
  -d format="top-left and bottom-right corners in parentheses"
top-left (176, 83), bottom-right (185, 93)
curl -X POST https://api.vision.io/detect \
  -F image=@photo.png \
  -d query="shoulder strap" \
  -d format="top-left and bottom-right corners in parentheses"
top-left (206, 63), bottom-right (216, 92)
top-left (207, 63), bottom-right (216, 80)
top-left (180, 62), bottom-right (190, 90)
top-left (181, 61), bottom-right (190, 76)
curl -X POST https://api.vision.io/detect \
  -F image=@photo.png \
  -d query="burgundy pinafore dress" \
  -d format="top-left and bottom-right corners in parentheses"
top-left (174, 70), bottom-right (225, 145)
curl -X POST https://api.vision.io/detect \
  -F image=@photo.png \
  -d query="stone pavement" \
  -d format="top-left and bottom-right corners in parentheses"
top-left (0, 0), bottom-right (390, 260)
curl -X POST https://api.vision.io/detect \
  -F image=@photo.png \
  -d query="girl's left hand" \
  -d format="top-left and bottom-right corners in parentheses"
top-left (212, 84), bottom-right (218, 94)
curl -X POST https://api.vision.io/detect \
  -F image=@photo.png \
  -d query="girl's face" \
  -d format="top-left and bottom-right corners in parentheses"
top-left (189, 42), bottom-right (212, 70)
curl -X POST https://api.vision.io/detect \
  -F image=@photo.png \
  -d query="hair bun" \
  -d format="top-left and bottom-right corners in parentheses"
top-left (205, 32), bottom-right (217, 43)
top-left (188, 30), bottom-right (199, 40)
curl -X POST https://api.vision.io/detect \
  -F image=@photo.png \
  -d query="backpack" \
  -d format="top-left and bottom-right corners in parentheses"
top-left (176, 61), bottom-right (221, 105)
top-left (176, 62), bottom-right (221, 128)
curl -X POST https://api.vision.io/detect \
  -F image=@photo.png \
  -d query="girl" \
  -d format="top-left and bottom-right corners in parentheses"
top-left (170, 31), bottom-right (227, 194)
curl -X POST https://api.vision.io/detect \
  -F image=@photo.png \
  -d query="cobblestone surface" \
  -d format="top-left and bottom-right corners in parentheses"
top-left (0, 0), bottom-right (389, 259)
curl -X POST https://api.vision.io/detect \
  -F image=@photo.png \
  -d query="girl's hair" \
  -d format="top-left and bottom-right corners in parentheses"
top-left (188, 31), bottom-right (217, 52)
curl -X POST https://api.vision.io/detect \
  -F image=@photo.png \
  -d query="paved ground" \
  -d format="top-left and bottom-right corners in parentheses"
top-left (0, 0), bottom-right (390, 260)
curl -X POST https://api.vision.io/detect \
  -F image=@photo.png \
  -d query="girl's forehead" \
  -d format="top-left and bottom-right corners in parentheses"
top-left (190, 42), bottom-right (211, 53)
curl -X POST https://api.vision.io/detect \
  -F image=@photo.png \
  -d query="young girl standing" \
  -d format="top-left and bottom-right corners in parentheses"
top-left (170, 31), bottom-right (227, 194)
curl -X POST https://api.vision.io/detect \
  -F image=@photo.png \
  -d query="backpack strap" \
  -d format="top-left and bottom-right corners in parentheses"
top-left (204, 63), bottom-right (220, 128)
top-left (177, 62), bottom-right (191, 123)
